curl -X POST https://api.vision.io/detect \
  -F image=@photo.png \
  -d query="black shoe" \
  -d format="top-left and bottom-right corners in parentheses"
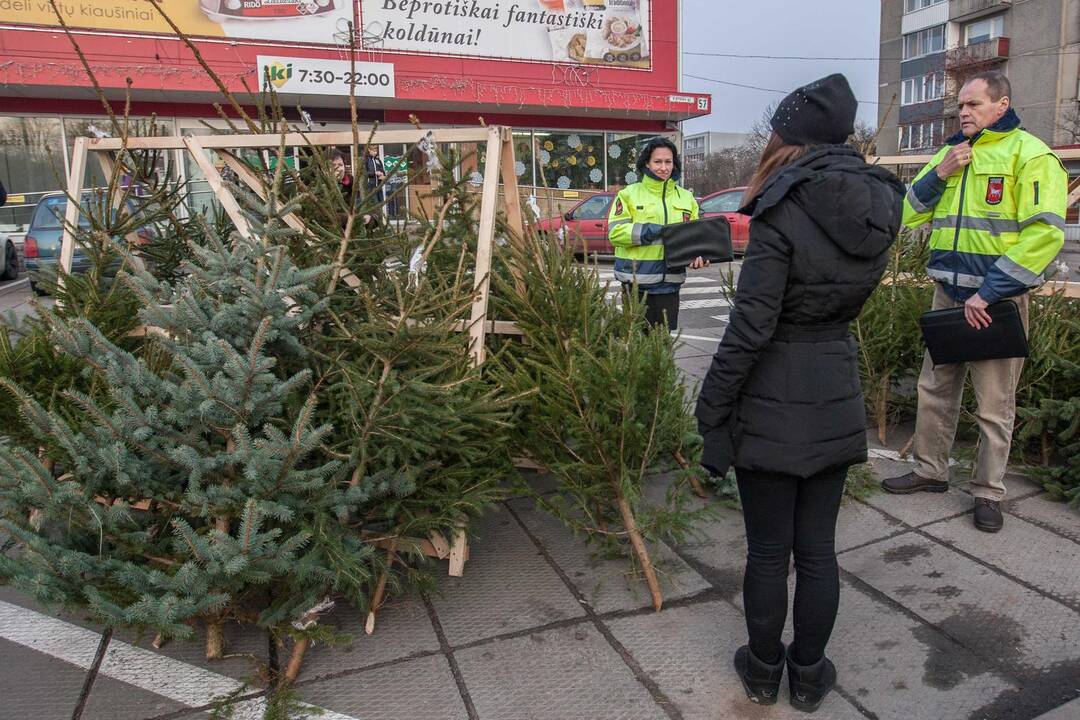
top-left (881, 471), bottom-right (948, 495)
top-left (734, 644), bottom-right (784, 705)
top-left (973, 498), bottom-right (1003, 533)
top-left (786, 647), bottom-right (837, 713)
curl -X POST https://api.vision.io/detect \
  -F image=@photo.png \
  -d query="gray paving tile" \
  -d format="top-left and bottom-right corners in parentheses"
top-left (0, 585), bottom-right (269, 685)
top-left (677, 354), bottom-right (712, 381)
top-left (673, 504), bottom-right (748, 604)
top-left (834, 579), bottom-right (1017, 720)
top-left (507, 496), bottom-right (711, 613)
top-left (1008, 493), bottom-right (1080, 544)
top-left (428, 505), bottom-right (585, 646)
top-left (1035, 695), bottom-right (1080, 720)
top-left (674, 342), bottom-right (711, 360)
top-left (299, 653), bottom-right (466, 720)
top-left (606, 600), bottom-right (863, 720)
top-left (454, 623), bottom-right (660, 720)
top-left (836, 499), bottom-right (905, 552)
top-left (297, 596), bottom-right (439, 681)
top-left (862, 482), bottom-right (974, 527)
top-left (0, 637), bottom-right (192, 720)
top-left (841, 534), bottom-right (1080, 674)
top-left (921, 513), bottom-right (1080, 608)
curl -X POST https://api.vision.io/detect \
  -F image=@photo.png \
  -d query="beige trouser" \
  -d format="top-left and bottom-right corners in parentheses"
top-left (912, 284), bottom-right (1029, 501)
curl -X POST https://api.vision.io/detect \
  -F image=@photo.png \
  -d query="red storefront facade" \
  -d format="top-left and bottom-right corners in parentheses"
top-left (0, 0), bottom-right (710, 227)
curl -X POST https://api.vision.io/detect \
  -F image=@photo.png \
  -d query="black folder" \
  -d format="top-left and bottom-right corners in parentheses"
top-left (659, 216), bottom-right (734, 268)
top-left (919, 300), bottom-right (1029, 365)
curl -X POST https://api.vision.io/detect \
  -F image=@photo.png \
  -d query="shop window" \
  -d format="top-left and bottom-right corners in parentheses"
top-left (537, 132), bottom-right (605, 190)
top-left (0, 116), bottom-right (65, 229)
top-left (606, 133), bottom-right (656, 189)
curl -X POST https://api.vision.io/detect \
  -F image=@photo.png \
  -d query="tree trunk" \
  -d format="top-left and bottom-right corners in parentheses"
top-left (673, 450), bottom-right (707, 498)
top-left (1042, 431), bottom-right (1052, 466)
top-left (205, 619), bottom-right (225, 661)
top-left (283, 638), bottom-right (309, 685)
top-left (876, 374), bottom-right (891, 445)
top-left (615, 491), bottom-right (663, 612)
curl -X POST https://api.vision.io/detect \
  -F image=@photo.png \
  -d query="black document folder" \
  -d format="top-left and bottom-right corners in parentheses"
top-left (659, 216), bottom-right (733, 268)
top-left (919, 300), bottom-right (1029, 365)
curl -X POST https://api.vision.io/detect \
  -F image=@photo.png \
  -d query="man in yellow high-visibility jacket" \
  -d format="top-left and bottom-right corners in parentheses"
top-left (883, 71), bottom-right (1067, 533)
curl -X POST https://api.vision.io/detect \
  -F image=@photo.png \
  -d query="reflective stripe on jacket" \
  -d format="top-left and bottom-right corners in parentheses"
top-left (902, 114), bottom-right (1067, 303)
top-left (608, 173), bottom-right (700, 291)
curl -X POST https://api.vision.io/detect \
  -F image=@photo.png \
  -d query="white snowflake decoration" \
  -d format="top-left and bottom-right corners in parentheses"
top-left (625, 171), bottom-right (638, 184)
top-left (557, 175), bottom-right (572, 190)
top-left (608, 144), bottom-right (622, 159)
top-left (514, 161), bottom-right (526, 177)
top-left (539, 149), bottom-right (551, 165)
top-left (567, 134), bottom-right (582, 149)
top-left (589, 168), bottom-right (603, 183)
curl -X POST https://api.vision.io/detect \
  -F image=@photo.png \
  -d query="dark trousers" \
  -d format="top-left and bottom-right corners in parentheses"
top-left (622, 285), bottom-right (680, 330)
top-left (735, 465), bottom-right (847, 666)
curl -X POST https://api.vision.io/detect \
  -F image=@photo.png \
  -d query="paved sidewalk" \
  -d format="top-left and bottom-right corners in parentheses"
top-left (1, 341), bottom-right (1078, 720)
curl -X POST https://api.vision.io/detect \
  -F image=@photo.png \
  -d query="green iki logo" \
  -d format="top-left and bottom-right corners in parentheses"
top-left (264, 62), bottom-right (293, 89)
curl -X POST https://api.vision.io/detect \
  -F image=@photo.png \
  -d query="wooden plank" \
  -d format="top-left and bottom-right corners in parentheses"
top-left (88, 127), bottom-right (495, 152)
top-left (499, 128), bottom-right (527, 248)
top-left (58, 137), bottom-right (88, 279)
top-left (512, 456), bottom-right (545, 471)
top-left (448, 526), bottom-right (468, 577)
top-left (882, 272), bottom-right (1079, 299)
top-left (466, 126), bottom-right (503, 366)
top-left (183, 136), bottom-right (252, 239)
top-left (427, 531), bottom-right (451, 559)
top-left (95, 152), bottom-right (147, 273)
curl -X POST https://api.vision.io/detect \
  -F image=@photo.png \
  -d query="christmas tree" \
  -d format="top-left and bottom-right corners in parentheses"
top-left (493, 230), bottom-right (709, 611)
top-left (0, 200), bottom-right (380, 678)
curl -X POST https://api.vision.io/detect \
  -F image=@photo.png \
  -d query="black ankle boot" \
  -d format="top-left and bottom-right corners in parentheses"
top-left (734, 644), bottom-right (784, 705)
top-left (786, 647), bottom-right (837, 713)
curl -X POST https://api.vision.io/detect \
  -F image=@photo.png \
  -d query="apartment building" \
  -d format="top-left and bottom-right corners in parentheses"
top-left (682, 131), bottom-right (753, 163)
top-left (877, 0), bottom-right (1080, 156)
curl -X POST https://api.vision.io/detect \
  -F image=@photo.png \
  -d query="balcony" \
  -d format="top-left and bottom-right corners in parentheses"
top-left (950, 0), bottom-right (1012, 22)
top-left (946, 37), bottom-right (1010, 71)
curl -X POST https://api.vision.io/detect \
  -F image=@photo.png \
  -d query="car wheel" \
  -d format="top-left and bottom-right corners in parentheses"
top-left (0, 241), bottom-right (17, 281)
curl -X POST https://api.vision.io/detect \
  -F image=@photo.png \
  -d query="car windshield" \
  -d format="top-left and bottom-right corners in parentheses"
top-left (700, 190), bottom-right (744, 214)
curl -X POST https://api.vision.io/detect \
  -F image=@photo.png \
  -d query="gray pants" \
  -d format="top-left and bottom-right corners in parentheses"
top-left (912, 284), bottom-right (1029, 501)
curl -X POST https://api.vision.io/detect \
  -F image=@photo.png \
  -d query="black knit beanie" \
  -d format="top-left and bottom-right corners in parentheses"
top-left (770, 73), bottom-right (857, 146)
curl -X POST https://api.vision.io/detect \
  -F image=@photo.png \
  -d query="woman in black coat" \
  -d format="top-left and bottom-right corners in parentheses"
top-left (695, 74), bottom-right (905, 712)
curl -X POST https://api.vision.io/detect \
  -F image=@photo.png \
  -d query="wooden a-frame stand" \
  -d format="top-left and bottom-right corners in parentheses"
top-left (61, 125), bottom-right (530, 632)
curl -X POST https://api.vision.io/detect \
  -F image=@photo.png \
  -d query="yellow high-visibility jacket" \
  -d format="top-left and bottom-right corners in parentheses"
top-left (608, 172), bottom-right (700, 293)
top-left (903, 109), bottom-right (1066, 302)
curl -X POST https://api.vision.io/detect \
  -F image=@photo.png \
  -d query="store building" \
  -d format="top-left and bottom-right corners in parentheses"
top-left (0, 0), bottom-right (711, 230)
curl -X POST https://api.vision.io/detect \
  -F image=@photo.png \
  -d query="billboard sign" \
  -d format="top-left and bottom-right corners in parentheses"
top-left (0, 0), bottom-right (353, 45)
top-left (359, 0), bottom-right (652, 69)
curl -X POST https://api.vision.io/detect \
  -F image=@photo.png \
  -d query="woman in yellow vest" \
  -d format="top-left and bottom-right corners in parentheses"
top-left (607, 137), bottom-right (707, 330)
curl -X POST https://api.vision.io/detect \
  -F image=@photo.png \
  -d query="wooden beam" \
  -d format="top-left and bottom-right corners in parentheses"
top-left (466, 126), bottom-right (503, 366)
top-left (87, 127), bottom-right (495, 152)
top-left (182, 136), bottom-right (252, 239)
top-left (58, 137), bottom-right (88, 281)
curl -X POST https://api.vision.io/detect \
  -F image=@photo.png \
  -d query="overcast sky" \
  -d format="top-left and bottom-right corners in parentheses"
top-left (679, 0), bottom-right (882, 134)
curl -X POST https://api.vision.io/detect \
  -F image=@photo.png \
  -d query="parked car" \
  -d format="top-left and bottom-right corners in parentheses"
top-left (699, 187), bottom-right (750, 255)
top-left (0, 230), bottom-right (16, 282)
top-left (24, 191), bottom-right (153, 294)
top-left (535, 192), bottom-right (615, 256)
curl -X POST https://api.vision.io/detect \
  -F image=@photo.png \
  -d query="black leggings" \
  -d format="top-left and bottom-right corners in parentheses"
top-left (735, 465), bottom-right (847, 666)
top-left (622, 285), bottom-right (680, 330)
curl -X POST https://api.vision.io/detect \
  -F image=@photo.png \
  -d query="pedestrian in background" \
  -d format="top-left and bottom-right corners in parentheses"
top-left (695, 74), bottom-right (905, 712)
top-left (882, 71), bottom-right (1067, 533)
top-left (364, 145), bottom-right (386, 206)
top-left (607, 136), bottom-right (707, 330)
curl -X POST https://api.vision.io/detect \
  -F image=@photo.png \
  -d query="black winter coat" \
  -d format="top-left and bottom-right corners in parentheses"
top-left (695, 145), bottom-right (905, 478)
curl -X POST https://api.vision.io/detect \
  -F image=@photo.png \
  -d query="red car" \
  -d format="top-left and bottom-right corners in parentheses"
top-left (536, 192), bottom-right (615, 256)
top-left (699, 187), bottom-right (750, 255)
